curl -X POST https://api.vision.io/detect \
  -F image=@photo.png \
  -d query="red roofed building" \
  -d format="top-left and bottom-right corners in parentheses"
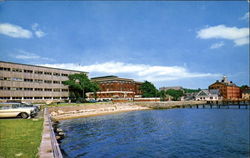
top-left (87, 76), bottom-right (142, 101)
top-left (209, 76), bottom-right (241, 100)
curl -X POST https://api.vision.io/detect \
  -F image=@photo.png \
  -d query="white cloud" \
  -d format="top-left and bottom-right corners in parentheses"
top-left (31, 23), bottom-right (45, 38)
top-left (13, 50), bottom-right (53, 61)
top-left (0, 23), bottom-right (46, 38)
top-left (240, 12), bottom-right (249, 21)
top-left (210, 41), bottom-right (224, 49)
top-left (0, 23), bottom-right (32, 38)
top-left (197, 25), bottom-right (249, 46)
top-left (40, 61), bottom-right (220, 82)
top-left (34, 30), bottom-right (45, 38)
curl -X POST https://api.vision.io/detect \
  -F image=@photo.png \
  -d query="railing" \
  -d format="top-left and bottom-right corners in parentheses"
top-left (46, 108), bottom-right (63, 158)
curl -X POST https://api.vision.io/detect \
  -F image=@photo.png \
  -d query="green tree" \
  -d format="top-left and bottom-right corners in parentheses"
top-left (165, 89), bottom-right (184, 101)
top-left (183, 88), bottom-right (200, 93)
top-left (62, 73), bottom-right (100, 102)
top-left (159, 90), bottom-right (166, 101)
top-left (89, 82), bottom-right (100, 100)
top-left (240, 85), bottom-right (249, 90)
top-left (140, 81), bottom-right (158, 98)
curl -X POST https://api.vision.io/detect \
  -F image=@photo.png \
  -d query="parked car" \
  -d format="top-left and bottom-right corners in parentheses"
top-left (19, 103), bottom-right (40, 113)
top-left (0, 103), bottom-right (36, 119)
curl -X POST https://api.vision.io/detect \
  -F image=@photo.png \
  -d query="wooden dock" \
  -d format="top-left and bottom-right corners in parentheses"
top-left (181, 100), bottom-right (250, 109)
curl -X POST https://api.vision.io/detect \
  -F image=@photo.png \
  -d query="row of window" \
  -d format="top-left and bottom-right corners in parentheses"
top-left (0, 77), bottom-right (64, 84)
top-left (0, 97), bottom-right (69, 100)
top-left (0, 67), bottom-right (69, 77)
top-left (198, 97), bottom-right (218, 99)
top-left (0, 87), bottom-right (69, 92)
top-left (100, 81), bottom-right (134, 84)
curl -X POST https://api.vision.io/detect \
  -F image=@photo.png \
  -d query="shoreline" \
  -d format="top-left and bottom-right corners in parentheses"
top-left (54, 108), bottom-right (151, 121)
top-left (50, 104), bottom-right (151, 121)
top-left (48, 101), bottom-right (207, 121)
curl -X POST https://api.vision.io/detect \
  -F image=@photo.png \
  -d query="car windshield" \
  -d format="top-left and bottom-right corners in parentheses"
top-left (12, 104), bottom-right (19, 108)
top-left (20, 103), bottom-right (33, 107)
top-left (0, 106), bottom-right (11, 110)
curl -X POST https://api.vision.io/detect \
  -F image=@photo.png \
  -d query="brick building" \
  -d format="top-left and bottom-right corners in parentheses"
top-left (87, 76), bottom-right (142, 101)
top-left (0, 61), bottom-right (87, 103)
top-left (209, 76), bottom-right (241, 100)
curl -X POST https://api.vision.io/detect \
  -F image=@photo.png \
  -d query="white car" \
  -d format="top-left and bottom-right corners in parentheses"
top-left (0, 103), bottom-right (36, 119)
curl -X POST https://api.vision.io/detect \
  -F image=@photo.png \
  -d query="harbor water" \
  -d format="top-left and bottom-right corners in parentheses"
top-left (59, 108), bottom-right (250, 158)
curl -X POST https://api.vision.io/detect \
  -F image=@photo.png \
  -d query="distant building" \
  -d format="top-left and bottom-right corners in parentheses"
top-left (0, 61), bottom-right (87, 103)
top-left (159, 86), bottom-right (183, 91)
top-left (87, 76), bottom-right (142, 101)
top-left (181, 92), bottom-right (198, 101)
top-left (195, 89), bottom-right (220, 101)
top-left (209, 76), bottom-right (241, 100)
top-left (241, 88), bottom-right (250, 100)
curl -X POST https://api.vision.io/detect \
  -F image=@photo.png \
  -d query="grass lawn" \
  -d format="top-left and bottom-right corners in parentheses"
top-left (0, 119), bottom-right (43, 158)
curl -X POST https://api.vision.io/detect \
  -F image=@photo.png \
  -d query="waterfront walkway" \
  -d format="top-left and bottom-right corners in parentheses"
top-left (39, 108), bottom-right (63, 158)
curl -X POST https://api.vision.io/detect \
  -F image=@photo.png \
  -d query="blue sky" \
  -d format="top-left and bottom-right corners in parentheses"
top-left (0, 1), bottom-right (249, 89)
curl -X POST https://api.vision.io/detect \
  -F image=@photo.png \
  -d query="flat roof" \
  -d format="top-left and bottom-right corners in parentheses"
top-left (91, 75), bottom-right (118, 79)
top-left (0, 60), bottom-right (88, 73)
top-left (91, 75), bottom-right (143, 83)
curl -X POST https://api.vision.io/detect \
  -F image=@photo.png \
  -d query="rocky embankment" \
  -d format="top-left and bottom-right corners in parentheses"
top-left (48, 101), bottom-right (206, 120)
top-left (49, 103), bottom-right (150, 120)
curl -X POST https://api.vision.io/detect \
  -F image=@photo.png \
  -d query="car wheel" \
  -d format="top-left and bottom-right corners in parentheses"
top-left (20, 112), bottom-right (29, 119)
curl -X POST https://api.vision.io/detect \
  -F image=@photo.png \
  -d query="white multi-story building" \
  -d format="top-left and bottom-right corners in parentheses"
top-left (0, 61), bottom-right (87, 103)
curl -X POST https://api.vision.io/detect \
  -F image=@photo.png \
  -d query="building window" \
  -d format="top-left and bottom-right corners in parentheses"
top-left (44, 88), bottom-right (52, 91)
top-left (53, 73), bottom-right (60, 76)
top-left (53, 80), bottom-right (60, 84)
top-left (53, 97), bottom-right (60, 99)
top-left (0, 87), bottom-right (11, 90)
top-left (11, 87), bottom-right (22, 91)
top-left (0, 67), bottom-right (11, 71)
top-left (44, 80), bottom-right (52, 84)
top-left (0, 97), bottom-right (11, 99)
top-left (0, 77), bottom-right (11, 81)
top-left (24, 69), bottom-right (33, 73)
top-left (24, 97), bottom-right (33, 99)
top-left (61, 97), bottom-right (68, 99)
top-left (34, 79), bottom-right (43, 83)
top-left (53, 89), bottom-right (60, 92)
top-left (34, 97), bottom-right (43, 99)
top-left (24, 88), bottom-right (33, 91)
top-left (12, 68), bottom-right (22, 72)
top-left (44, 97), bottom-right (52, 99)
top-left (62, 89), bottom-right (69, 92)
top-left (12, 97), bottom-right (22, 100)
top-left (24, 78), bottom-right (33, 82)
top-left (44, 72), bottom-right (52, 75)
top-left (61, 73), bottom-right (68, 77)
top-left (34, 71), bottom-right (43, 74)
top-left (12, 77), bottom-right (23, 81)
top-left (35, 88), bottom-right (43, 91)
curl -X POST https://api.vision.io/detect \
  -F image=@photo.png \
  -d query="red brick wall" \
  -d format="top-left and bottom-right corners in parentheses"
top-left (209, 83), bottom-right (241, 99)
top-left (88, 80), bottom-right (142, 99)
